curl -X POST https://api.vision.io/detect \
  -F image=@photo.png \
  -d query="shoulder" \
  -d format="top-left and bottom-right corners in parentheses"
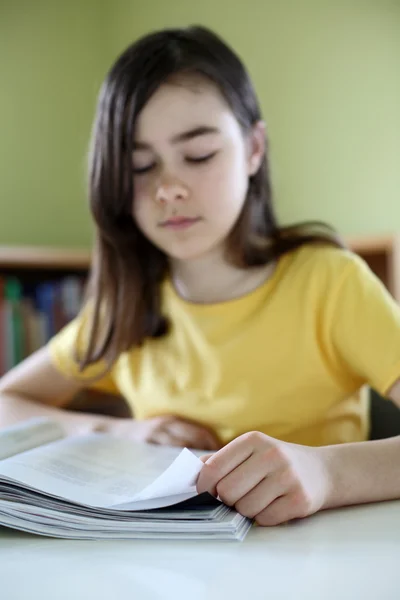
top-left (281, 243), bottom-right (368, 286)
top-left (280, 244), bottom-right (397, 329)
top-left (273, 243), bottom-right (380, 312)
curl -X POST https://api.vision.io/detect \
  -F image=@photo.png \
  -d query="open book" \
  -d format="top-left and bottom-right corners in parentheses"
top-left (0, 418), bottom-right (252, 541)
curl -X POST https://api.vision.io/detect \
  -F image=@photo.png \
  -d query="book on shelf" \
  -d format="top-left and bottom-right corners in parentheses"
top-left (0, 275), bottom-right (84, 375)
top-left (0, 418), bottom-right (252, 542)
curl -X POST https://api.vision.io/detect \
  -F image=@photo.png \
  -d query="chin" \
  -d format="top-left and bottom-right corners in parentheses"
top-left (165, 241), bottom-right (216, 263)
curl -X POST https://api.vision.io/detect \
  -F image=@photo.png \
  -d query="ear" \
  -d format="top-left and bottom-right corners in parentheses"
top-left (247, 121), bottom-right (266, 176)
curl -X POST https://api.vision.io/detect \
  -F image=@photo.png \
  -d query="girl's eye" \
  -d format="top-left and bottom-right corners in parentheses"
top-left (133, 151), bottom-right (218, 175)
top-left (133, 164), bottom-right (155, 175)
top-left (186, 152), bottom-right (217, 164)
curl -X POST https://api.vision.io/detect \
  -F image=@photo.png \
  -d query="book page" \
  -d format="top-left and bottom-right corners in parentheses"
top-left (0, 433), bottom-right (205, 510)
top-left (0, 418), bottom-right (65, 460)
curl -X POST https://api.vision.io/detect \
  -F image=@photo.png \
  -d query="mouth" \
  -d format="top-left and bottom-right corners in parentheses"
top-left (159, 216), bottom-right (202, 230)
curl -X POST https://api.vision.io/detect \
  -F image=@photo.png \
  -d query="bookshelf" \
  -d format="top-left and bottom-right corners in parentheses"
top-left (0, 246), bottom-right (87, 378)
top-left (0, 245), bottom-right (128, 415)
top-left (1, 234), bottom-right (400, 297)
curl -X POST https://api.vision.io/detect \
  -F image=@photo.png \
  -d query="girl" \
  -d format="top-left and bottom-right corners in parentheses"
top-left (1, 26), bottom-right (400, 527)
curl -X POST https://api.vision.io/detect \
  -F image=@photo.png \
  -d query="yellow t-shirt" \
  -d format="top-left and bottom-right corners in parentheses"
top-left (48, 245), bottom-right (400, 446)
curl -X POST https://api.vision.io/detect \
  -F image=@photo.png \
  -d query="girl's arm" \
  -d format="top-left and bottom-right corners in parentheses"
top-left (319, 435), bottom-right (400, 509)
top-left (321, 377), bottom-right (400, 508)
top-left (0, 347), bottom-right (221, 449)
top-left (197, 378), bottom-right (400, 526)
top-left (0, 347), bottom-right (117, 435)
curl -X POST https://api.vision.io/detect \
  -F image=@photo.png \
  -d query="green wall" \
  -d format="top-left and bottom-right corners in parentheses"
top-left (1, 1), bottom-right (399, 248)
top-left (0, 0), bottom-right (108, 247)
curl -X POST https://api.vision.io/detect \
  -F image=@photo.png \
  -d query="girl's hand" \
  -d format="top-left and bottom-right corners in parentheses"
top-left (196, 431), bottom-right (330, 526)
top-left (107, 415), bottom-right (222, 451)
top-left (140, 415), bottom-right (222, 450)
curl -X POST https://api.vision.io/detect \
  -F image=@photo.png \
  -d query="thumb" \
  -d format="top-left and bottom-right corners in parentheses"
top-left (199, 453), bottom-right (214, 463)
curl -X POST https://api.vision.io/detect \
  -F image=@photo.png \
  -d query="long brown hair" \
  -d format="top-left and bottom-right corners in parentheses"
top-left (80, 25), bottom-right (344, 371)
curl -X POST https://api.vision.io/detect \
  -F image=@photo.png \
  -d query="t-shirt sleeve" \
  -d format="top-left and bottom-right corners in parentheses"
top-left (326, 253), bottom-right (400, 395)
top-left (47, 306), bottom-right (120, 395)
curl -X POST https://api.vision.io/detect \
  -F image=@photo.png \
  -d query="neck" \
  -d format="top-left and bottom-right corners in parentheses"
top-left (170, 247), bottom-right (275, 304)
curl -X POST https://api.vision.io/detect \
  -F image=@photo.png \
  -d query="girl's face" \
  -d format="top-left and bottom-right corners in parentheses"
top-left (132, 77), bottom-right (264, 262)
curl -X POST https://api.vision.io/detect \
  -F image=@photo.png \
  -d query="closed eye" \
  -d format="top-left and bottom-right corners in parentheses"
top-left (133, 152), bottom-right (218, 175)
top-left (186, 152), bottom-right (218, 164)
top-left (133, 164), bottom-right (155, 175)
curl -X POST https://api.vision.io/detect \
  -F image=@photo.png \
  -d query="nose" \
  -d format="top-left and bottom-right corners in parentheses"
top-left (155, 178), bottom-right (189, 206)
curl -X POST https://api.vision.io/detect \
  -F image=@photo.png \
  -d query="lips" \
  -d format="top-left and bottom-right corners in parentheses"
top-left (160, 216), bottom-right (201, 229)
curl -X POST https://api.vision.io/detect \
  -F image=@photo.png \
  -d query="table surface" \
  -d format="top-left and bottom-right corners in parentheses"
top-left (1, 500), bottom-right (400, 600)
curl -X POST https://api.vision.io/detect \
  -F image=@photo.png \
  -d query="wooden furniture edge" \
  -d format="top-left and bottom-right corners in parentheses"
top-left (0, 246), bottom-right (91, 270)
top-left (346, 234), bottom-right (399, 254)
top-left (0, 235), bottom-right (398, 270)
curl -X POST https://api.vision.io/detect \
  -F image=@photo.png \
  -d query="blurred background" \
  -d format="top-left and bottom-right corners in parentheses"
top-left (0, 0), bottom-right (399, 383)
top-left (0, 0), bottom-right (399, 248)
top-left (0, 0), bottom-right (400, 428)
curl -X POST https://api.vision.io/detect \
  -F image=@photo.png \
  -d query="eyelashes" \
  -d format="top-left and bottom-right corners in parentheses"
top-left (132, 151), bottom-right (218, 175)
top-left (132, 164), bottom-right (155, 175)
top-left (185, 152), bottom-right (217, 164)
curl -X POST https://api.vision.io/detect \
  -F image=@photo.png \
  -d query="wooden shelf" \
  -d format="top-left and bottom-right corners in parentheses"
top-left (347, 234), bottom-right (400, 301)
top-left (0, 246), bottom-right (91, 270)
top-left (347, 234), bottom-right (399, 255)
top-left (0, 234), bottom-right (399, 300)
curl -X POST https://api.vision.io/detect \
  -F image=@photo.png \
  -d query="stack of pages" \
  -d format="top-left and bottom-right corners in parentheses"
top-left (0, 418), bottom-right (252, 541)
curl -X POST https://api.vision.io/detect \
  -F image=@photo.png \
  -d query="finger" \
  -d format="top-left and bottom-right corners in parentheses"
top-left (175, 416), bottom-right (222, 450)
top-left (207, 450), bottom-right (283, 506)
top-left (151, 427), bottom-right (216, 451)
top-left (197, 432), bottom-right (272, 495)
top-left (151, 415), bottom-right (222, 451)
top-left (183, 427), bottom-right (220, 451)
top-left (149, 430), bottom-right (187, 447)
top-left (234, 471), bottom-right (288, 518)
top-left (147, 417), bottom-right (193, 446)
top-left (198, 437), bottom-right (220, 451)
top-left (194, 430), bottom-right (221, 451)
top-left (199, 454), bottom-right (214, 463)
top-left (255, 491), bottom-right (308, 527)
top-left (166, 421), bottom-right (221, 451)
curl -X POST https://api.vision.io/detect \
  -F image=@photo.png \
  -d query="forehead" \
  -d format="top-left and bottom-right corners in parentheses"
top-left (134, 77), bottom-right (233, 141)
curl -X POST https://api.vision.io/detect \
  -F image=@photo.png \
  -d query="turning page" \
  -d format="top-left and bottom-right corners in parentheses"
top-left (0, 433), bottom-right (205, 510)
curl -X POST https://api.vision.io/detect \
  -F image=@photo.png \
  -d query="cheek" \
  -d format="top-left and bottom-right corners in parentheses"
top-left (132, 179), bottom-right (152, 223)
top-left (132, 177), bottom-right (148, 206)
top-left (132, 200), bottom-right (150, 240)
top-left (201, 153), bottom-right (248, 212)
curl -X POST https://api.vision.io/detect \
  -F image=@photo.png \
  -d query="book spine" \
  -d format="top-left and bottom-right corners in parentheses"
top-left (0, 277), bottom-right (4, 375)
top-left (34, 281), bottom-right (57, 343)
top-left (4, 278), bottom-right (24, 369)
top-left (0, 275), bottom-right (85, 370)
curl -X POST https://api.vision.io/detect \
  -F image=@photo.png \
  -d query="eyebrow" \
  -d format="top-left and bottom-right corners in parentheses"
top-left (133, 126), bottom-right (220, 151)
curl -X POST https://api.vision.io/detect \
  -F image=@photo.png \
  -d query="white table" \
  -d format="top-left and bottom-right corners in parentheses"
top-left (1, 500), bottom-right (400, 600)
